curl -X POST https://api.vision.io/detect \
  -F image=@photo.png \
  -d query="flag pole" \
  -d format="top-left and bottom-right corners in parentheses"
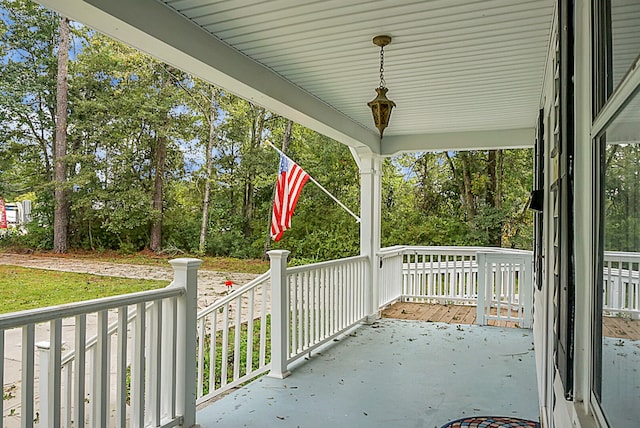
top-left (265, 140), bottom-right (361, 223)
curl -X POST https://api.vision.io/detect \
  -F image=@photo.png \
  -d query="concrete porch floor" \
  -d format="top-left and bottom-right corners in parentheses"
top-left (197, 318), bottom-right (539, 428)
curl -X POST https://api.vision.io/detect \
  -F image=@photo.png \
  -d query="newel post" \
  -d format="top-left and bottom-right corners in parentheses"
top-left (170, 258), bottom-right (202, 428)
top-left (267, 250), bottom-right (291, 379)
top-left (476, 252), bottom-right (487, 326)
top-left (521, 254), bottom-right (534, 329)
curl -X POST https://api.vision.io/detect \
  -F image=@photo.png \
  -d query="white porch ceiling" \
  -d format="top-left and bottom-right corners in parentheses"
top-left (39, 0), bottom-right (555, 155)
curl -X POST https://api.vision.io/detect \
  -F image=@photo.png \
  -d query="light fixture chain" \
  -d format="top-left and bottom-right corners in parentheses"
top-left (379, 45), bottom-right (386, 88)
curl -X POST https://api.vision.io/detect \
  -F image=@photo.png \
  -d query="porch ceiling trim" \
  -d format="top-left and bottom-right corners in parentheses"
top-left (39, 0), bottom-right (381, 153)
top-left (380, 128), bottom-right (535, 156)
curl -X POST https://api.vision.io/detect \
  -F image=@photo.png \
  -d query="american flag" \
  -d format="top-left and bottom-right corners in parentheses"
top-left (270, 153), bottom-right (310, 241)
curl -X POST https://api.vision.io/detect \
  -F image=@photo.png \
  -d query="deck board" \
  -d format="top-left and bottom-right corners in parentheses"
top-left (602, 316), bottom-right (640, 340)
top-left (382, 302), bottom-right (520, 328)
top-left (383, 302), bottom-right (640, 339)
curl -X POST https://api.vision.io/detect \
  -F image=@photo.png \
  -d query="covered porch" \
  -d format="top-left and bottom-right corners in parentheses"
top-left (9, 0), bottom-right (628, 427)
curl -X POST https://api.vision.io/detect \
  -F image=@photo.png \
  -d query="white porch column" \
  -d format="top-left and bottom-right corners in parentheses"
top-left (355, 149), bottom-right (383, 321)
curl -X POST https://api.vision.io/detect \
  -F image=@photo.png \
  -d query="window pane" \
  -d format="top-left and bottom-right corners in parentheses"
top-left (600, 90), bottom-right (640, 428)
top-left (611, 0), bottom-right (640, 90)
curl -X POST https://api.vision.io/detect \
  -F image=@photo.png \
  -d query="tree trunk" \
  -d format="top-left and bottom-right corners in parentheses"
top-left (199, 86), bottom-right (216, 254)
top-left (53, 17), bottom-right (70, 254)
top-left (242, 107), bottom-right (266, 237)
top-left (487, 150), bottom-right (502, 246)
top-left (487, 150), bottom-right (497, 205)
top-left (281, 119), bottom-right (293, 154)
top-left (445, 151), bottom-right (464, 202)
top-left (149, 130), bottom-right (166, 252)
top-left (149, 72), bottom-right (173, 252)
top-left (459, 152), bottom-right (476, 224)
top-left (496, 149), bottom-right (503, 209)
top-left (418, 153), bottom-right (431, 211)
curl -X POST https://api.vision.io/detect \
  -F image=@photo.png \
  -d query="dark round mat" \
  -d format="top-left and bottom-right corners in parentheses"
top-left (441, 416), bottom-right (540, 428)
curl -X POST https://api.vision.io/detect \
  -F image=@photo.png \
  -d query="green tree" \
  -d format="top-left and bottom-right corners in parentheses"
top-left (604, 143), bottom-right (640, 251)
top-left (68, 34), bottom-right (191, 251)
top-left (0, 0), bottom-right (535, 258)
top-left (382, 149), bottom-right (533, 250)
top-left (0, 0), bottom-right (58, 186)
top-left (53, 16), bottom-right (70, 253)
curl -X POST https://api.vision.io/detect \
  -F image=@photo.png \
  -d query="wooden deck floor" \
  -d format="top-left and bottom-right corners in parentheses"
top-left (381, 302), bottom-right (521, 328)
top-left (382, 302), bottom-right (640, 340)
top-left (602, 315), bottom-right (640, 340)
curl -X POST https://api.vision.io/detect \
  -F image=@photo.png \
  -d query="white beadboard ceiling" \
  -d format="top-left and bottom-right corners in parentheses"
top-left (40, 0), bottom-right (555, 154)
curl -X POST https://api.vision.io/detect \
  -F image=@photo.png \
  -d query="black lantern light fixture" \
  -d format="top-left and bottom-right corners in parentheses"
top-left (367, 35), bottom-right (396, 138)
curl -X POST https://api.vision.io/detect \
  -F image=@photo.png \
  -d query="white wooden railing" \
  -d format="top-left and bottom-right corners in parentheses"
top-left (603, 251), bottom-right (640, 319)
top-left (195, 271), bottom-right (271, 404)
top-left (377, 246), bottom-right (405, 307)
top-left (266, 251), bottom-right (369, 379)
top-left (477, 251), bottom-right (533, 328)
top-left (13, 246), bottom-right (636, 421)
top-left (0, 258), bottom-right (201, 428)
top-left (379, 246), bottom-right (481, 306)
top-left (378, 246), bottom-right (534, 328)
top-left (193, 251), bottom-right (369, 398)
top-left (285, 254), bottom-right (368, 362)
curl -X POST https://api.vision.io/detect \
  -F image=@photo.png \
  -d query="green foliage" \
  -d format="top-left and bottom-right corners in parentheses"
top-left (0, 0), bottom-right (60, 200)
top-left (1, 0), bottom-right (536, 259)
top-left (382, 150), bottom-right (533, 250)
top-left (604, 144), bottom-right (640, 252)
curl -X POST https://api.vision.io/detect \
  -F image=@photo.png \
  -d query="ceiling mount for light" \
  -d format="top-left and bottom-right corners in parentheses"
top-left (367, 35), bottom-right (396, 138)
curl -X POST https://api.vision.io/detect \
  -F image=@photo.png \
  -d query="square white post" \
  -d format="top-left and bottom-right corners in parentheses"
top-left (521, 254), bottom-right (534, 328)
top-left (170, 258), bottom-right (202, 428)
top-left (356, 150), bottom-right (382, 321)
top-left (267, 250), bottom-right (291, 379)
top-left (476, 252), bottom-right (487, 325)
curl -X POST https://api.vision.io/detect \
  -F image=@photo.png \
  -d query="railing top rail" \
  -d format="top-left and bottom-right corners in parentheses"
top-left (603, 251), bottom-right (640, 261)
top-left (286, 255), bottom-right (368, 275)
top-left (477, 248), bottom-right (533, 256)
top-left (198, 270), bottom-right (271, 318)
top-left (480, 252), bottom-right (534, 262)
top-left (378, 245), bottom-right (533, 257)
top-left (377, 245), bottom-right (407, 256)
top-left (0, 282), bottom-right (183, 330)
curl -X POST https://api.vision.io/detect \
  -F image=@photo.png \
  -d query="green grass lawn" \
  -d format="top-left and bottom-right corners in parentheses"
top-left (0, 265), bottom-right (167, 314)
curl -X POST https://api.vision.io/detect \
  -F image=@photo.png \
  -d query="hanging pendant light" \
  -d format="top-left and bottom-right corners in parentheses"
top-left (368, 35), bottom-right (396, 138)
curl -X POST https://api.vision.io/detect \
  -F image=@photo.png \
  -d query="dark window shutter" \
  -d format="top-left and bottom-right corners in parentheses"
top-left (555, 0), bottom-right (576, 401)
top-left (533, 111), bottom-right (545, 291)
